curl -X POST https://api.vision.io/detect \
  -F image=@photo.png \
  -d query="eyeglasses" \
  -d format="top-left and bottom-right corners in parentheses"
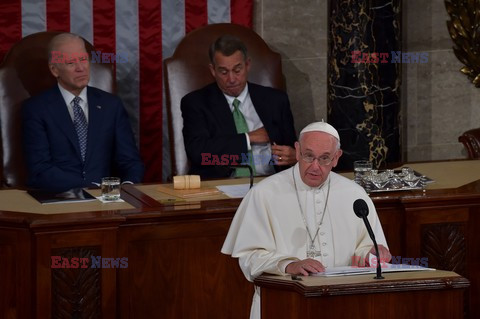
top-left (300, 151), bottom-right (336, 166)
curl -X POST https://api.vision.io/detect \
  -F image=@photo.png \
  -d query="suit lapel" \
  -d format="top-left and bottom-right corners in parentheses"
top-left (248, 83), bottom-right (273, 133)
top-left (85, 87), bottom-right (104, 164)
top-left (46, 86), bottom-right (83, 159)
top-left (208, 84), bottom-right (238, 134)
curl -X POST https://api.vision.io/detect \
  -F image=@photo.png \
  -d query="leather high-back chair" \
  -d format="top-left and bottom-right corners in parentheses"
top-left (459, 128), bottom-right (480, 159)
top-left (164, 23), bottom-right (285, 177)
top-left (0, 31), bottom-right (114, 188)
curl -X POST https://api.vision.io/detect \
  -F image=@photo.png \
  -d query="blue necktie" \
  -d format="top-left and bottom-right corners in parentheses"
top-left (72, 96), bottom-right (88, 162)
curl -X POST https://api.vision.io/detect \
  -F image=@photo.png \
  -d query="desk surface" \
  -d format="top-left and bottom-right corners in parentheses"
top-left (133, 159), bottom-right (480, 205)
top-left (389, 160), bottom-right (480, 189)
top-left (1, 159), bottom-right (479, 218)
top-left (329, 160), bottom-right (480, 190)
top-left (0, 189), bottom-right (135, 214)
top-left (135, 176), bottom-right (257, 202)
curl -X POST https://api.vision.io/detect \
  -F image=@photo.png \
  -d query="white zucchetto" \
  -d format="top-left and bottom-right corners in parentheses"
top-left (299, 121), bottom-right (340, 141)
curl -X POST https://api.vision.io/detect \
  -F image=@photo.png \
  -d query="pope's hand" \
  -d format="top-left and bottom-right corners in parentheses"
top-left (286, 258), bottom-right (325, 276)
top-left (366, 244), bottom-right (392, 265)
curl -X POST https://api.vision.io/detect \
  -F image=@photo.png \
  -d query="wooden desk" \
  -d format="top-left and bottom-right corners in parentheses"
top-left (0, 188), bottom-right (145, 319)
top-left (255, 271), bottom-right (469, 319)
top-left (1, 160), bottom-right (480, 318)
top-left (0, 186), bottom-right (252, 319)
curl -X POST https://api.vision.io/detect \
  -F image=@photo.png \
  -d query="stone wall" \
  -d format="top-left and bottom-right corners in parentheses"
top-left (252, 0), bottom-right (480, 162)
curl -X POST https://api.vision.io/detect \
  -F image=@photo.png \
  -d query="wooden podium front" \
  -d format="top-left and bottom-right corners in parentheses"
top-left (254, 270), bottom-right (469, 319)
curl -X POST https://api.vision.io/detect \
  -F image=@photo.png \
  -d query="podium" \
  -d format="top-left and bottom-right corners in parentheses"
top-left (254, 270), bottom-right (469, 319)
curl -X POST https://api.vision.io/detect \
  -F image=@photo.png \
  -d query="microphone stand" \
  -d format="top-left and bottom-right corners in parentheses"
top-left (224, 164), bottom-right (254, 189)
top-left (361, 215), bottom-right (384, 280)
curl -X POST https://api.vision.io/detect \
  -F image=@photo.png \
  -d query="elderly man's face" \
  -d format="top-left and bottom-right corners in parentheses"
top-left (49, 37), bottom-right (90, 96)
top-left (295, 132), bottom-right (342, 187)
top-left (209, 50), bottom-right (250, 97)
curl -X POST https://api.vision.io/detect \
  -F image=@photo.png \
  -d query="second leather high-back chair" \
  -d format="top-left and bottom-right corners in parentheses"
top-left (458, 128), bottom-right (480, 159)
top-left (163, 23), bottom-right (285, 177)
top-left (0, 31), bottom-right (114, 188)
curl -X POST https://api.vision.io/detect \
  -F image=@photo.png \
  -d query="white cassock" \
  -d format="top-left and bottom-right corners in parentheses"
top-left (221, 163), bottom-right (388, 319)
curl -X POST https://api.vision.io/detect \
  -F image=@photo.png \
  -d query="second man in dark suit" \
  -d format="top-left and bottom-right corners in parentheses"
top-left (181, 34), bottom-right (297, 179)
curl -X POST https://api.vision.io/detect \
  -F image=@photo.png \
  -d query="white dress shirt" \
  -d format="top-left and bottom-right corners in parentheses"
top-left (57, 84), bottom-right (89, 122)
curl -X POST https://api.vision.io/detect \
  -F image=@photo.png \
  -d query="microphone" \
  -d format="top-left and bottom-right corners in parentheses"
top-left (353, 199), bottom-right (384, 279)
top-left (206, 156), bottom-right (254, 189)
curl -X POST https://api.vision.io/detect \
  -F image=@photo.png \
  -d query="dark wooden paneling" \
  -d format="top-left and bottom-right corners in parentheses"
top-left (0, 228), bottom-right (32, 319)
top-left (375, 201), bottom-right (405, 256)
top-left (257, 274), bottom-right (469, 319)
top-left (117, 218), bottom-right (253, 319)
top-left (0, 240), bottom-right (15, 318)
top-left (35, 228), bottom-right (118, 319)
top-left (261, 287), bottom-right (466, 319)
top-left (51, 246), bottom-right (101, 319)
top-left (422, 223), bottom-right (466, 275)
top-left (467, 206), bottom-right (480, 319)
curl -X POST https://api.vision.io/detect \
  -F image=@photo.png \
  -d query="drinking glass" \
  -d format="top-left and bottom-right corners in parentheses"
top-left (354, 160), bottom-right (372, 188)
top-left (101, 177), bottom-right (121, 201)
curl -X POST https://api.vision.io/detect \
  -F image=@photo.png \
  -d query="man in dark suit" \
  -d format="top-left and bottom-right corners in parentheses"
top-left (22, 33), bottom-right (144, 192)
top-left (181, 35), bottom-right (297, 179)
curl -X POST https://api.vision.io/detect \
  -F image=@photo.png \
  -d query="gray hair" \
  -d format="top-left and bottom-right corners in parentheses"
top-left (208, 34), bottom-right (248, 65)
top-left (48, 33), bottom-right (86, 64)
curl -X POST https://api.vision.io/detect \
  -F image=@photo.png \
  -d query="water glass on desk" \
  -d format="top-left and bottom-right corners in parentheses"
top-left (101, 177), bottom-right (121, 201)
top-left (354, 160), bottom-right (372, 189)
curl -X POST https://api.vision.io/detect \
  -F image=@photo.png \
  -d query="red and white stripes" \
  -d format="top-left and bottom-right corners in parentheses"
top-left (0, 0), bottom-right (252, 181)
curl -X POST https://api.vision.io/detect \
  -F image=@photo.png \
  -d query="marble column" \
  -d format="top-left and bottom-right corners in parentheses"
top-left (328, 0), bottom-right (401, 170)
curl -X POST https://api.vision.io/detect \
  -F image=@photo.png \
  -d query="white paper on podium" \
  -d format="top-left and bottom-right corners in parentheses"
top-left (313, 263), bottom-right (435, 277)
top-left (216, 184), bottom-right (254, 198)
top-left (312, 253), bottom-right (435, 277)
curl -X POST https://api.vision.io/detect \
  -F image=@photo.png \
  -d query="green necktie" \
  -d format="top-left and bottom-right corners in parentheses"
top-left (232, 98), bottom-right (255, 177)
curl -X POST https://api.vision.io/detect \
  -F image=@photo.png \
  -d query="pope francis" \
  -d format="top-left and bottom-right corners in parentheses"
top-left (221, 121), bottom-right (391, 319)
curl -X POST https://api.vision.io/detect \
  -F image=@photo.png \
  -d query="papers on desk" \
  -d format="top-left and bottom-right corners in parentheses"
top-left (27, 188), bottom-right (97, 204)
top-left (313, 264), bottom-right (435, 277)
top-left (216, 183), bottom-right (254, 198)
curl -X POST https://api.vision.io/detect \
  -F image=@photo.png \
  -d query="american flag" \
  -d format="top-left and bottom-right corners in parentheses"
top-left (0, 0), bottom-right (253, 182)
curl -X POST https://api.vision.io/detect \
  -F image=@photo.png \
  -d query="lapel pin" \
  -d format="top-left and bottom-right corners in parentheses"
top-left (96, 105), bottom-right (102, 109)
